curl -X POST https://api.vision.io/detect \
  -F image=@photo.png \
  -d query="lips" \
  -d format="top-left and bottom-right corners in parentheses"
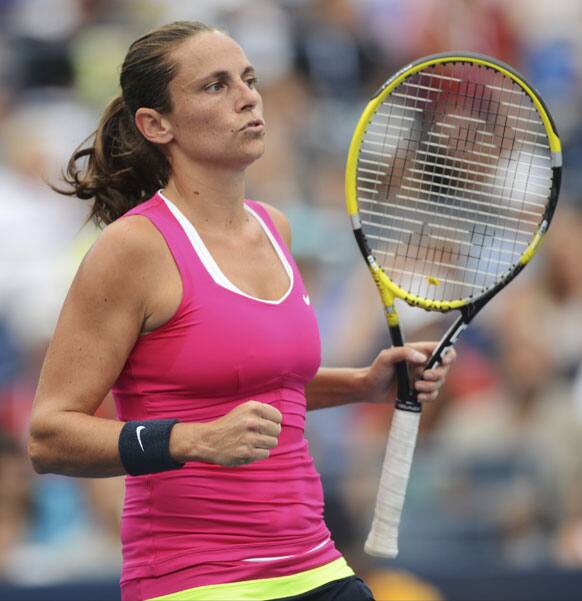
top-left (241, 119), bottom-right (264, 131)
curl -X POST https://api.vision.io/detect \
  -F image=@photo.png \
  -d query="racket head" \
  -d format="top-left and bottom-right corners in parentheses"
top-left (346, 52), bottom-right (561, 314)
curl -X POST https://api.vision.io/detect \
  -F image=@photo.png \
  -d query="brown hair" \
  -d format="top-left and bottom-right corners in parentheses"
top-left (55, 21), bottom-right (215, 226)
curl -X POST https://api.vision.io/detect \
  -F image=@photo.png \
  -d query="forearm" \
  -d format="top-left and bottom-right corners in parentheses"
top-left (28, 405), bottom-right (273, 476)
top-left (29, 411), bottom-right (127, 477)
top-left (305, 367), bottom-right (378, 410)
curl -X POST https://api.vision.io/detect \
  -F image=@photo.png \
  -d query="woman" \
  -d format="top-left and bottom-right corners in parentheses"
top-left (28, 21), bottom-right (455, 601)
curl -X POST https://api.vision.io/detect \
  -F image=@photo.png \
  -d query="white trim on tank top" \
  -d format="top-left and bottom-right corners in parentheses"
top-left (159, 191), bottom-right (294, 305)
top-left (241, 537), bottom-right (331, 563)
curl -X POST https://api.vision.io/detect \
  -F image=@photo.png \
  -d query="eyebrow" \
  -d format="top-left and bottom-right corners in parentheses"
top-left (195, 65), bottom-right (256, 86)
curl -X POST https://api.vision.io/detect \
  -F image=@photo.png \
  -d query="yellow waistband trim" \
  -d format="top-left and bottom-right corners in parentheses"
top-left (146, 557), bottom-right (354, 601)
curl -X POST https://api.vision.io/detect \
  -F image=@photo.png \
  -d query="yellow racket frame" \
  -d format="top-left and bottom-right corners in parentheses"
top-left (346, 54), bottom-right (562, 317)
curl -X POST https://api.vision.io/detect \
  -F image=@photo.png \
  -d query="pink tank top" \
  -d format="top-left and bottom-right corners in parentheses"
top-left (112, 192), bottom-right (341, 595)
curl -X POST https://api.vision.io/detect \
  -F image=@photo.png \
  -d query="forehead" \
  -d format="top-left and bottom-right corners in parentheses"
top-left (171, 31), bottom-right (250, 83)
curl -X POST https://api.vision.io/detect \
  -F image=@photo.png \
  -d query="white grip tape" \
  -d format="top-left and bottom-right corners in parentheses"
top-left (364, 409), bottom-right (421, 558)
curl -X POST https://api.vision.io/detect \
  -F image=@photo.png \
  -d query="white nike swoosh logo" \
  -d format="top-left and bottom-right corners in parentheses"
top-left (302, 294), bottom-right (310, 305)
top-left (136, 426), bottom-right (146, 452)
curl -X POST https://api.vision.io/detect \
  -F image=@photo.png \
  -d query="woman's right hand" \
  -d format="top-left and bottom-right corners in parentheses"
top-left (170, 401), bottom-right (283, 467)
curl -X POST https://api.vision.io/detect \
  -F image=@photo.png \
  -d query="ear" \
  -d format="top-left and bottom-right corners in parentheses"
top-left (134, 107), bottom-right (174, 145)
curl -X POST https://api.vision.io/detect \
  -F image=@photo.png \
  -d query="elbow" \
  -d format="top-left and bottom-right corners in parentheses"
top-left (27, 417), bottom-right (57, 474)
top-left (27, 434), bottom-right (51, 474)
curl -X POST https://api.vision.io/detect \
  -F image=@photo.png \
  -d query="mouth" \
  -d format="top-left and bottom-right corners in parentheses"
top-left (240, 119), bottom-right (265, 132)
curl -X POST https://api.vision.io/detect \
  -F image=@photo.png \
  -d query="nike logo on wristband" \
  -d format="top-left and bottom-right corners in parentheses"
top-left (136, 426), bottom-right (146, 452)
top-left (302, 294), bottom-right (310, 305)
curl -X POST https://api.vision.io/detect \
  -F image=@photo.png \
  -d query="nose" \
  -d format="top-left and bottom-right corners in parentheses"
top-left (234, 80), bottom-right (260, 113)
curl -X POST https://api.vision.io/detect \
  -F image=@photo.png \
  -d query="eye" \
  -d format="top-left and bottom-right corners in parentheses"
top-left (245, 76), bottom-right (258, 89)
top-left (205, 82), bottom-right (224, 93)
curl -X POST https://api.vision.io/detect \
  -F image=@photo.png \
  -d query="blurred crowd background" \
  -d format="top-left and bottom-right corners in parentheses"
top-left (1, 0), bottom-right (582, 599)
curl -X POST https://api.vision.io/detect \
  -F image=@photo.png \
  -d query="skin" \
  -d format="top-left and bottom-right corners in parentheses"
top-left (28, 31), bottom-right (455, 476)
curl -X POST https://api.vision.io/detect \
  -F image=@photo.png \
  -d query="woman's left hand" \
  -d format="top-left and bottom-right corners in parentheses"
top-left (362, 342), bottom-right (456, 404)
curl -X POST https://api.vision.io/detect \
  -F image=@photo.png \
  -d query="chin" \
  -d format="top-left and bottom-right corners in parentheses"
top-left (239, 142), bottom-right (266, 167)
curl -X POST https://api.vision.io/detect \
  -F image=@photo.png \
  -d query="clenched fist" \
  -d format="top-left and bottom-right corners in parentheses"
top-left (170, 400), bottom-right (283, 467)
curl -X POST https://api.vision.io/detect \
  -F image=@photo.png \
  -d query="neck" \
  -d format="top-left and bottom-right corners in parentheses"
top-left (163, 160), bottom-right (248, 232)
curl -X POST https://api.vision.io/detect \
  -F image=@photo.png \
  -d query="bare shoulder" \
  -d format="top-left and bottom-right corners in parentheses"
top-left (257, 202), bottom-right (292, 249)
top-left (74, 214), bottom-right (172, 312)
top-left (83, 214), bottom-right (168, 280)
top-left (91, 214), bottom-right (160, 262)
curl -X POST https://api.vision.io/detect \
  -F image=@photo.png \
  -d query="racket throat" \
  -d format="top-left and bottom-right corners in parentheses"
top-left (425, 312), bottom-right (474, 370)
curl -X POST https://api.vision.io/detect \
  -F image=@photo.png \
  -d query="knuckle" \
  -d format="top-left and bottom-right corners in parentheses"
top-left (239, 448), bottom-right (253, 462)
top-left (243, 417), bottom-right (258, 431)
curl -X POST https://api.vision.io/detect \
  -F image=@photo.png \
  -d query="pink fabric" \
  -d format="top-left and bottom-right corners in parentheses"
top-left (112, 193), bottom-right (340, 599)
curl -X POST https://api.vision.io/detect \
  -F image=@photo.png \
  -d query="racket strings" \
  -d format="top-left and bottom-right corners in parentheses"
top-left (357, 61), bottom-right (552, 303)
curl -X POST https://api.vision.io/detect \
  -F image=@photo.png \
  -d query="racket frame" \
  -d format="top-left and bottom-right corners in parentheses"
top-left (347, 51), bottom-right (562, 399)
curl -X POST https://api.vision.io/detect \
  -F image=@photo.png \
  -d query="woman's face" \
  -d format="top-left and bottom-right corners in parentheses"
top-left (165, 31), bottom-right (265, 170)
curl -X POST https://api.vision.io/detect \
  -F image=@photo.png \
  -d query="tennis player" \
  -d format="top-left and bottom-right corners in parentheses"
top-left (28, 22), bottom-right (455, 601)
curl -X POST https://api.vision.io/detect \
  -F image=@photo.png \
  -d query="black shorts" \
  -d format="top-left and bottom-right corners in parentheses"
top-left (273, 576), bottom-right (375, 601)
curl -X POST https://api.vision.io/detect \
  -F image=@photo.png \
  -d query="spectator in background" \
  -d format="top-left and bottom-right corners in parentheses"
top-left (425, 240), bottom-right (582, 568)
top-left (358, 0), bottom-right (518, 67)
top-left (0, 430), bottom-right (33, 581)
top-left (0, 0), bottom-right (126, 584)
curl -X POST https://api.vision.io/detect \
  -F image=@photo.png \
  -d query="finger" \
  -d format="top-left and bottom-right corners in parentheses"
top-left (410, 342), bottom-right (457, 365)
top-left (383, 346), bottom-right (427, 365)
top-left (247, 448), bottom-right (270, 463)
top-left (441, 348), bottom-right (457, 365)
top-left (408, 341), bottom-right (439, 355)
top-left (417, 390), bottom-right (439, 403)
top-left (415, 379), bottom-right (443, 393)
top-left (258, 419), bottom-right (282, 438)
top-left (237, 444), bottom-right (272, 465)
top-left (255, 435), bottom-right (279, 450)
top-left (408, 342), bottom-right (459, 367)
top-left (250, 401), bottom-right (283, 424)
top-left (421, 365), bottom-right (449, 381)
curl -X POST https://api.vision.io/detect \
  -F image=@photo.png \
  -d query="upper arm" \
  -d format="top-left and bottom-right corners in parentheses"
top-left (32, 216), bottom-right (156, 421)
top-left (259, 202), bottom-right (292, 250)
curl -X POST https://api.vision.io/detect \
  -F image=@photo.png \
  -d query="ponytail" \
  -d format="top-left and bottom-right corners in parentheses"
top-left (56, 96), bottom-right (169, 226)
top-left (53, 21), bottom-right (215, 226)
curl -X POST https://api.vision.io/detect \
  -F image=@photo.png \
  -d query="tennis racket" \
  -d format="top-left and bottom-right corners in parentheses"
top-left (345, 52), bottom-right (561, 558)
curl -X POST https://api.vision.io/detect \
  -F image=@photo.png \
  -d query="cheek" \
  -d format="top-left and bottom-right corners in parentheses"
top-left (173, 99), bottom-right (215, 131)
top-left (175, 113), bottom-right (223, 149)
